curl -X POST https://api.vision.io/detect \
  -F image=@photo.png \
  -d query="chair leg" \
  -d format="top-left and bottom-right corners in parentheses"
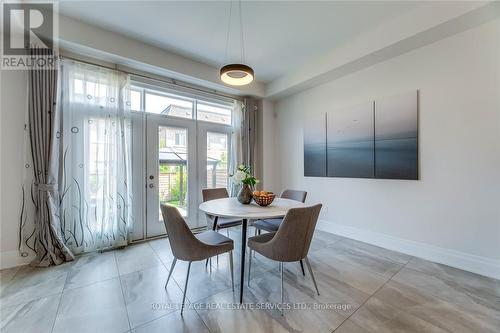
top-left (299, 260), bottom-right (305, 276)
top-left (304, 257), bottom-right (320, 295)
top-left (280, 262), bottom-right (284, 316)
top-left (165, 258), bottom-right (177, 289)
top-left (227, 229), bottom-right (230, 237)
top-left (181, 261), bottom-right (192, 316)
top-left (247, 248), bottom-right (252, 287)
top-left (205, 258), bottom-right (209, 267)
top-left (229, 251), bottom-right (234, 292)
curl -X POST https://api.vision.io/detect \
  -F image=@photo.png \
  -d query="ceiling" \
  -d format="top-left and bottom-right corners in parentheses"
top-left (59, 1), bottom-right (422, 83)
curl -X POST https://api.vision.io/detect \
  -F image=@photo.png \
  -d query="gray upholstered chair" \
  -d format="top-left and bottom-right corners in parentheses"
top-left (248, 204), bottom-right (322, 315)
top-left (161, 204), bottom-right (234, 315)
top-left (253, 189), bottom-right (308, 274)
top-left (253, 189), bottom-right (307, 233)
top-left (202, 188), bottom-right (243, 267)
top-left (202, 188), bottom-right (243, 235)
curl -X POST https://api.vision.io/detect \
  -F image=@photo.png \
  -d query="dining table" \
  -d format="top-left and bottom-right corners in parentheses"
top-left (198, 197), bottom-right (307, 303)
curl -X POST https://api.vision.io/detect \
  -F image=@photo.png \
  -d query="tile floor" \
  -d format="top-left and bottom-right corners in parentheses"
top-left (1, 227), bottom-right (499, 333)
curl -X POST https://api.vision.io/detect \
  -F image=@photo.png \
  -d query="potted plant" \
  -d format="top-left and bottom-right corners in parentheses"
top-left (231, 165), bottom-right (259, 204)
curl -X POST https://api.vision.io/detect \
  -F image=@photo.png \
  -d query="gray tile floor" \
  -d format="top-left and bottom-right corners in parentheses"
top-left (1, 227), bottom-right (499, 333)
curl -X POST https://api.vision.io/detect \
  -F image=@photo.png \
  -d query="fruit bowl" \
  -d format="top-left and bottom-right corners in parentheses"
top-left (252, 191), bottom-right (276, 206)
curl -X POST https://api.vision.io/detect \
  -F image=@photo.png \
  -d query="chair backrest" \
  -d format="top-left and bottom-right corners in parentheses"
top-left (265, 204), bottom-right (322, 262)
top-left (281, 189), bottom-right (307, 203)
top-left (160, 204), bottom-right (203, 261)
top-left (202, 188), bottom-right (229, 202)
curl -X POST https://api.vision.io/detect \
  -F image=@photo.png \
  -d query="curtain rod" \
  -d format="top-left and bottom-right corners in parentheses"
top-left (59, 55), bottom-right (245, 102)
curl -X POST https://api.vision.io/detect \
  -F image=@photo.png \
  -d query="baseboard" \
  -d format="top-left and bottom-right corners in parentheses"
top-left (0, 250), bottom-right (33, 270)
top-left (317, 220), bottom-right (500, 280)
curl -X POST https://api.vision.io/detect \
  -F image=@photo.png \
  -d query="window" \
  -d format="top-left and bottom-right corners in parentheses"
top-left (145, 92), bottom-right (193, 118)
top-left (157, 126), bottom-right (189, 218)
top-left (130, 83), bottom-right (233, 125)
top-left (71, 76), bottom-right (120, 107)
top-left (174, 132), bottom-right (186, 146)
top-left (206, 132), bottom-right (229, 189)
top-left (197, 102), bottom-right (232, 125)
top-left (88, 118), bottom-right (116, 201)
top-left (130, 88), bottom-right (142, 111)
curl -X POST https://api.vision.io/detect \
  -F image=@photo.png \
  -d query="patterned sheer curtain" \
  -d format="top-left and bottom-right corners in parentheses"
top-left (57, 60), bottom-right (133, 253)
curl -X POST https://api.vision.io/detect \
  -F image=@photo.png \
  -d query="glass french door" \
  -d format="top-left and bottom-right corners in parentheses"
top-left (196, 122), bottom-right (232, 223)
top-left (145, 114), bottom-right (198, 237)
top-left (144, 114), bottom-right (232, 238)
top-left (127, 77), bottom-right (236, 240)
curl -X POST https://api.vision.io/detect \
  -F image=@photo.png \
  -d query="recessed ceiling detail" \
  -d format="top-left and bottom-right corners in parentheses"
top-left (59, 1), bottom-right (421, 83)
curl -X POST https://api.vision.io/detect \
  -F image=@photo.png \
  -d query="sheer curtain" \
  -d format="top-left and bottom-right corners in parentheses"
top-left (57, 60), bottom-right (133, 253)
top-left (229, 100), bottom-right (244, 196)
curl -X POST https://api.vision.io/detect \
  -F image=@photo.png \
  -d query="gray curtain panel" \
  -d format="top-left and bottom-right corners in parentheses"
top-left (243, 98), bottom-right (258, 170)
top-left (25, 48), bottom-right (75, 266)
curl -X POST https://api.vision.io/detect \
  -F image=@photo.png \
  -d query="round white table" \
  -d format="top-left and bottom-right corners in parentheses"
top-left (199, 197), bottom-right (306, 303)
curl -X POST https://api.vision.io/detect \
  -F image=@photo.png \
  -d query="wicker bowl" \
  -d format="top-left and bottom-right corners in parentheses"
top-left (253, 193), bottom-right (276, 206)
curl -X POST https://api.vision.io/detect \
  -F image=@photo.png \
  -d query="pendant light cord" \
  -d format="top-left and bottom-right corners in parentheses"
top-left (239, 0), bottom-right (245, 64)
top-left (223, 0), bottom-right (246, 65)
top-left (224, 0), bottom-right (233, 65)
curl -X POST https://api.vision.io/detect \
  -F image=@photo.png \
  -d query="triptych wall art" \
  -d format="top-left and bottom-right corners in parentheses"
top-left (304, 90), bottom-right (419, 180)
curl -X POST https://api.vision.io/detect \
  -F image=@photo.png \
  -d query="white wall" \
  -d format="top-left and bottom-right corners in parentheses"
top-left (0, 70), bottom-right (32, 268)
top-left (254, 100), bottom-right (278, 193)
top-left (272, 20), bottom-right (500, 278)
top-left (261, 100), bottom-right (278, 193)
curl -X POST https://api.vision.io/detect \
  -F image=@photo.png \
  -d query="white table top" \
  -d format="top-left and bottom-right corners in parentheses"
top-left (199, 197), bottom-right (306, 219)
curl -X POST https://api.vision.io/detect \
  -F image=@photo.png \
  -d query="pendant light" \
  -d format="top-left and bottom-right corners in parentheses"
top-left (220, 0), bottom-right (254, 86)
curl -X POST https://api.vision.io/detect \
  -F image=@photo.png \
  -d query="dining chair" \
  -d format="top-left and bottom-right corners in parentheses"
top-left (253, 189), bottom-right (307, 233)
top-left (247, 204), bottom-right (322, 315)
top-left (202, 188), bottom-right (243, 235)
top-left (202, 188), bottom-right (243, 267)
top-left (161, 204), bottom-right (234, 315)
top-left (252, 189), bottom-right (308, 274)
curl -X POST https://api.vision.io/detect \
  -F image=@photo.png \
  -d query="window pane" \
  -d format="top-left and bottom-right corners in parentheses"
top-left (130, 89), bottom-right (142, 111)
top-left (206, 132), bottom-right (228, 189)
top-left (87, 118), bottom-right (117, 231)
top-left (197, 102), bottom-right (232, 125)
top-left (145, 92), bottom-right (193, 118)
top-left (158, 126), bottom-right (188, 219)
top-left (74, 79), bottom-right (84, 94)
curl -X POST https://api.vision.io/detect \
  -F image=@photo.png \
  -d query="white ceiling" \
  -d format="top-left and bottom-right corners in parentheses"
top-left (59, 1), bottom-right (422, 83)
